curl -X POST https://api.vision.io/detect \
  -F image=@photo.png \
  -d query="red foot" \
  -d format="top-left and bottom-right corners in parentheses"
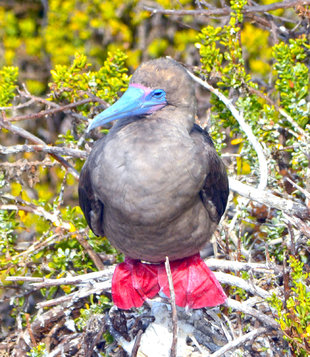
top-left (112, 254), bottom-right (226, 310)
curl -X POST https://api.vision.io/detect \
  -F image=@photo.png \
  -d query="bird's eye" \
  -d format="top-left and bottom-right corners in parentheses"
top-left (152, 89), bottom-right (165, 99)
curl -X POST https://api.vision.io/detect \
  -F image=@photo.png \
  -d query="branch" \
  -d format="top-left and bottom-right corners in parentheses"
top-left (0, 98), bottom-right (36, 111)
top-left (206, 258), bottom-right (282, 275)
top-left (214, 272), bottom-right (271, 299)
top-left (36, 280), bottom-right (110, 309)
top-left (4, 98), bottom-right (98, 123)
top-left (6, 265), bottom-right (114, 288)
top-left (165, 257), bottom-right (178, 357)
top-left (75, 233), bottom-right (106, 271)
top-left (0, 116), bottom-right (79, 179)
top-left (144, 0), bottom-right (310, 17)
top-left (210, 327), bottom-right (269, 357)
top-left (0, 203), bottom-right (71, 231)
top-left (229, 177), bottom-right (309, 219)
top-left (224, 298), bottom-right (279, 329)
top-left (0, 143), bottom-right (88, 159)
top-left (187, 71), bottom-right (268, 190)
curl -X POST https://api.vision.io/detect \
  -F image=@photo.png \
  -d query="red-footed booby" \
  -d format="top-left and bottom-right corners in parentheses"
top-left (78, 58), bottom-right (229, 309)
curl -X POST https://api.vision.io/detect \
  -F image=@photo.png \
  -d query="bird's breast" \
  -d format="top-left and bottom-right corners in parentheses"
top-left (92, 123), bottom-right (206, 225)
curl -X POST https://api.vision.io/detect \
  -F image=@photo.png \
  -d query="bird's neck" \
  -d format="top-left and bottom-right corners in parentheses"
top-left (111, 107), bottom-right (195, 134)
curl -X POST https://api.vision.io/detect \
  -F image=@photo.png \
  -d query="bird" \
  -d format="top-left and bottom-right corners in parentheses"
top-left (78, 58), bottom-right (229, 309)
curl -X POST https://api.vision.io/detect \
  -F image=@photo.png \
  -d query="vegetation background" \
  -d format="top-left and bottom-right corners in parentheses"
top-left (0, 0), bottom-right (309, 356)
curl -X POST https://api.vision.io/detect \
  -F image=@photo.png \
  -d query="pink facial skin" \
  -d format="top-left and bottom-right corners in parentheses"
top-left (130, 83), bottom-right (167, 113)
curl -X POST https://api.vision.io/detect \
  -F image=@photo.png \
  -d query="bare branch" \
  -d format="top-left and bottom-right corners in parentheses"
top-left (6, 265), bottom-right (114, 288)
top-left (214, 271), bottom-right (271, 299)
top-left (0, 143), bottom-right (88, 159)
top-left (0, 116), bottom-right (79, 179)
top-left (0, 99), bottom-right (36, 111)
top-left (0, 203), bottom-right (72, 231)
top-left (210, 327), bottom-right (269, 357)
top-left (5, 98), bottom-right (101, 123)
top-left (144, 0), bottom-right (310, 17)
top-left (75, 233), bottom-right (106, 271)
top-left (165, 257), bottom-right (178, 357)
top-left (225, 298), bottom-right (279, 329)
top-left (36, 280), bottom-right (110, 308)
top-left (229, 177), bottom-right (310, 219)
top-left (206, 258), bottom-right (282, 275)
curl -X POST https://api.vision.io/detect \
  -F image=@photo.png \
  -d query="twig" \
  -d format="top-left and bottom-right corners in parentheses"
top-left (5, 98), bottom-right (96, 122)
top-left (0, 98), bottom-right (36, 111)
top-left (206, 258), bottom-right (281, 274)
top-left (285, 177), bottom-right (310, 201)
top-left (165, 256), bottom-right (178, 357)
top-left (6, 265), bottom-right (114, 288)
top-left (214, 272), bottom-right (271, 299)
top-left (187, 71), bottom-right (268, 190)
top-left (36, 280), bottom-right (110, 308)
top-left (7, 259), bottom-right (273, 298)
top-left (144, 0), bottom-right (310, 17)
top-left (0, 203), bottom-right (71, 231)
top-left (0, 143), bottom-right (88, 159)
top-left (0, 116), bottom-right (79, 179)
top-left (210, 327), bottom-right (269, 357)
top-left (225, 298), bottom-right (278, 329)
top-left (25, 313), bottom-right (37, 347)
top-left (75, 233), bottom-right (105, 271)
top-left (283, 214), bottom-right (310, 238)
top-left (131, 330), bottom-right (144, 357)
top-left (229, 177), bottom-right (309, 219)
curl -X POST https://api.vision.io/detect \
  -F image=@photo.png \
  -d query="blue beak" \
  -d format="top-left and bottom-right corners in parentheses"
top-left (87, 85), bottom-right (167, 132)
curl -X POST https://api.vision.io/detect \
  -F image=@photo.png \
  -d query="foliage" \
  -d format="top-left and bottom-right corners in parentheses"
top-left (27, 343), bottom-right (48, 357)
top-left (0, 66), bottom-right (18, 106)
top-left (75, 295), bottom-right (112, 331)
top-left (50, 50), bottom-right (129, 105)
top-left (268, 256), bottom-right (310, 356)
top-left (273, 37), bottom-right (310, 129)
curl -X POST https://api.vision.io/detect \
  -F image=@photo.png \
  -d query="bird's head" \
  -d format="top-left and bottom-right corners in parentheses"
top-left (87, 58), bottom-right (196, 132)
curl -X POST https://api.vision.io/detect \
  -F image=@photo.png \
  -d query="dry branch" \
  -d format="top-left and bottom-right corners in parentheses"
top-left (229, 177), bottom-right (309, 219)
top-left (225, 298), bottom-right (278, 329)
top-left (6, 265), bottom-right (114, 288)
top-left (206, 258), bottom-right (282, 274)
top-left (214, 272), bottom-right (271, 299)
top-left (0, 116), bottom-right (79, 179)
top-left (165, 256), bottom-right (178, 357)
top-left (210, 327), bottom-right (269, 357)
top-left (4, 97), bottom-right (101, 122)
top-left (0, 202), bottom-right (72, 230)
top-left (75, 233), bottom-right (106, 271)
top-left (0, 143), bottom-right (88, 159)
top-left (144, 0), bottom-right (310, 17)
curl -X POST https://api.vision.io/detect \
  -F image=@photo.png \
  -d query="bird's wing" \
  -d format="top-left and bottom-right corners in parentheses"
top-left (78, 141), bottom-right (105, 237)
top-left (191, 124), bottom-right (229, 223)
